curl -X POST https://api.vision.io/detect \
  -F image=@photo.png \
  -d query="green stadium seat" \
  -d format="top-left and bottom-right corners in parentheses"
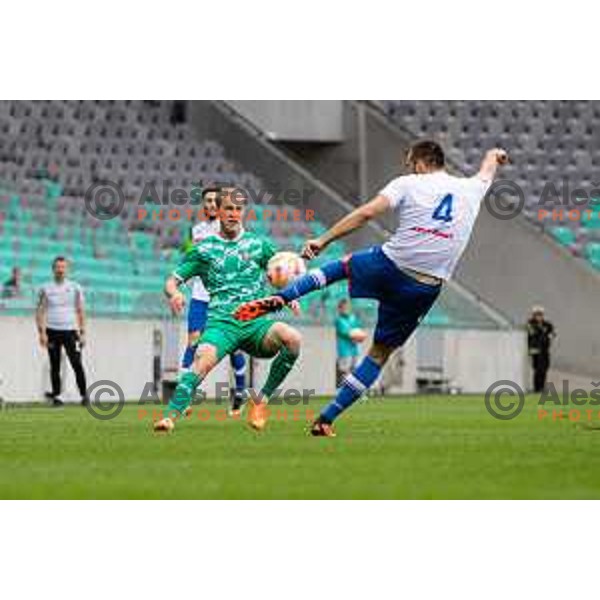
top-left (587, 256), bottom-right (600, 271)
top-left (423, 309), bottom-right (451, 327)
top-left (549, 227), bottom-right (576, 246)
top-left (584, 242), bottom-right (600, 261)
top-left (582, 212), bottom-right (600, 229)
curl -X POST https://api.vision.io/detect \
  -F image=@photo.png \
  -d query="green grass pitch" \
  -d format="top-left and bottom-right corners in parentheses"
top-left (1, 394), bottom-right (600, 499)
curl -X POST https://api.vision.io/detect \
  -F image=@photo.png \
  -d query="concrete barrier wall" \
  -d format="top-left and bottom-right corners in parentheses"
top-left (442, 329), bottom-right (528, 393)
top-left (415, 328), bottom-right (527, 393)
top-left (1, 315), bottom-right (525, 402)
top-left (0, 316), bottom-right (341, 402)
top-left (0, 316), bottom-right (159, 402)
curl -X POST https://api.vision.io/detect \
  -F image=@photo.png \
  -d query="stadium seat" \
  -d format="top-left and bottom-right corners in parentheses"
top-left (549, 226), bottom-right (576, 247)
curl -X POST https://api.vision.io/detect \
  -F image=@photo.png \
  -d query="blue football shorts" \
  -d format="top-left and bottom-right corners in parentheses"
top-left (347, 246), bottom-right (441, 348)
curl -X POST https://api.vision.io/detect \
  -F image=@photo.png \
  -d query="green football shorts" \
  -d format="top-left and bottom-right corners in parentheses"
top-left (199, 314), bottom-right (277, 360)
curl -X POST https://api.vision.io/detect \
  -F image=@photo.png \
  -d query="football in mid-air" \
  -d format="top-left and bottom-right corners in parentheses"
top-left (267, 252), bottom-right (307, 288)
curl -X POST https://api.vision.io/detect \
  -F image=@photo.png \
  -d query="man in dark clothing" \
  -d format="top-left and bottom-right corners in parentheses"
top-left (527, 306), bottom-right (556, 393)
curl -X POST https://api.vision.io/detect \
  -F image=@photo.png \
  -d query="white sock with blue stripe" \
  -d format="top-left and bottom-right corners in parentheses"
top-left (279, 259), bottom-right (347, 302)
top-left (320, 356), bottom-right (381, 423)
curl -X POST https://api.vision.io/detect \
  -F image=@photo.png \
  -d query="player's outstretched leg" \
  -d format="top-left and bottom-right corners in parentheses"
top-left (247, 322), bottom-right (302, 431)
top-left (234, 258), bottom-right (349, 321)
top-left (311, 342), bottom-right (394, 437)
top-left (154, 344), bottom-right (218, 432)
top-left (229, 351), bottom-right (246, 414)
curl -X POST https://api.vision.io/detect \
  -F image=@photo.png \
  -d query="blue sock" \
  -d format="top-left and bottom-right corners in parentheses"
top-left (321, 356), bottom-right (381, 423)
top-left (181, 345), bottom-right (196, 369)
top-left (230, 351), bottom-right (246, 394)
top-left (279, 259), bottom-right (347, 303)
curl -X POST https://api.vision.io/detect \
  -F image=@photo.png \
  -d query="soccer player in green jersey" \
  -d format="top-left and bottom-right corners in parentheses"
top-left (154, 187), bottom-right (302, 433)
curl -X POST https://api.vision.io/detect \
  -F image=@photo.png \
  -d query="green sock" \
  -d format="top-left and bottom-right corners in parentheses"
top-left (167, 371), bottom-right (201, 418)
top-left (261, 347), bottom-right (299, 400)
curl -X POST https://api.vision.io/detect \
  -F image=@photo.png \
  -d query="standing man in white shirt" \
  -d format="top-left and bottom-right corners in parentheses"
top-left (235, 141), bottom-right (508, 436)
top-left (36, 256), bottom-right (88, 406)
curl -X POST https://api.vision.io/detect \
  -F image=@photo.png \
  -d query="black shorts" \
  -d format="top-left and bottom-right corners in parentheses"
top-left (46, 329), bottom-right (82, 351)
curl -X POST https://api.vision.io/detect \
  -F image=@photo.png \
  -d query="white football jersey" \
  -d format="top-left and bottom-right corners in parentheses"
top-left (39, 279), bottom-right (84, 330)
top-left (379, 171), bottom-right (492, 280)
top-left (190, 219), bottom-right (220, 300)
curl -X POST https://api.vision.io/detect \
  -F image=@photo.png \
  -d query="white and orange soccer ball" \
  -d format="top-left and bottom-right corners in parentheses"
top-left (266, 252), bottom-right (306, 289)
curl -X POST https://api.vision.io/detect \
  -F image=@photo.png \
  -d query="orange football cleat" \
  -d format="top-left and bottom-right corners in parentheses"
top-left (234, 296), bottom-right (286, 321)
top-left (247, 399), bottom-right (269, 431)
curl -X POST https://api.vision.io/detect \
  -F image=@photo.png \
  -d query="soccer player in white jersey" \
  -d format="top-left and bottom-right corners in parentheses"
top-left (182, 187), bottom-right (247, 413)
top-left (235, 141), bottom-right (508, 436)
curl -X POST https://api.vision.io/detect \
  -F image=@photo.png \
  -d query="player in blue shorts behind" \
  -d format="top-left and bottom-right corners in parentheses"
top-left (182, 186), bottom-right (246, 413)
top-left (235, 141), bottom-right (508, 436)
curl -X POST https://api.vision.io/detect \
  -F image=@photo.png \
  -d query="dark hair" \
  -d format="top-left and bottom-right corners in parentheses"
top-left (201, 186), bottom-right (221, 200)
top-left (338, 298), bottom-right (349, 309)
top-left (52, 256), bottom-right (67, 268)
top-left (408, 140), bottom-right (445, 169)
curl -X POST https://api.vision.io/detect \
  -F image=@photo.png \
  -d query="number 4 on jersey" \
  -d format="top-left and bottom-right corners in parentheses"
top-left (432, 194), bottom-right (454, 223)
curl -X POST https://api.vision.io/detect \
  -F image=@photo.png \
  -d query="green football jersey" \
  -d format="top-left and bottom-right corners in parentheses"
top-left (173, 229), bottom-right (277, 316)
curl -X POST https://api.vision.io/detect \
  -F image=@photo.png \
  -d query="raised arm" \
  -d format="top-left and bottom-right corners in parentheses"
top-left (478, 148), bottom-right (509, 183)
top-left (302, 194), bottom-right (391, 259)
